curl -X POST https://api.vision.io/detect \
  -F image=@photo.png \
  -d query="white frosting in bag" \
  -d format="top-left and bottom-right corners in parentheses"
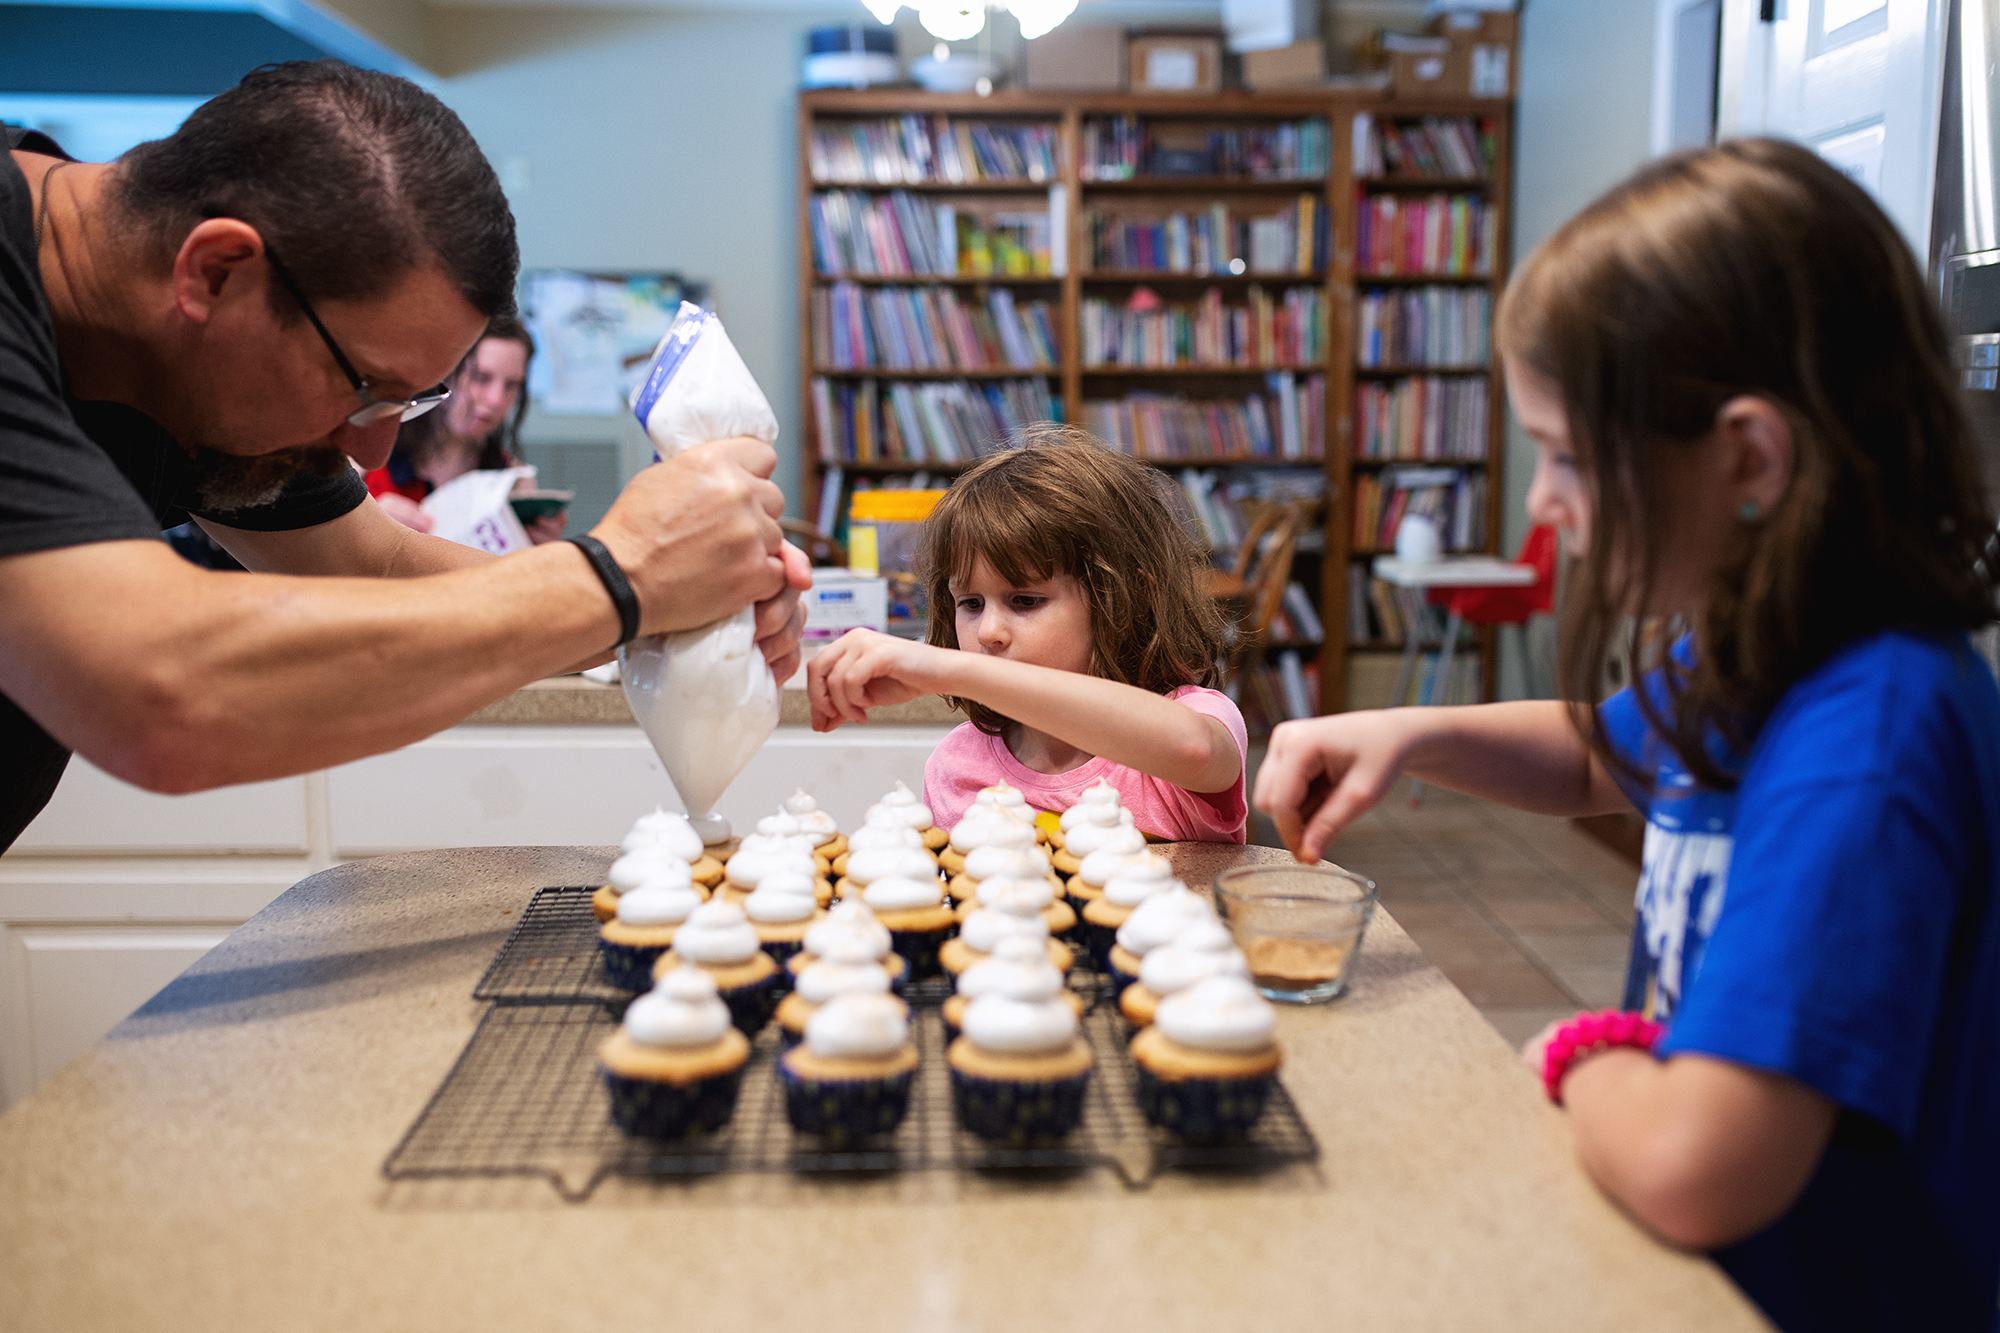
top-left (1059, 778), bottom-right (1123, 831)
top-left (957, 935), bottom-right (1065, 1002)
top-left (1077, 825), bottom-right (1150, 887)
top-left (1154, 975), bottom-right (1276, 1053)
top-left (616, 881), bottom-right (703, 927)
top-left (864, 780), bottom-right (934, 831)
top-left (844, 845), bottom-right (940, 885)
top-left (862, 875), bottom-right (945, 912)
top-left (1138, 919), bottom-right (1248, 994)
top-left (670, 900), bottom-right (761, 965)
top-left (625, 965), bottom-right (731, 1047)
top-left (805, 902), bottom-right (892, 960)
top-left (962, 993), bottom-right (1077, 1055)
top-left (804, 992), bottom-right (908, 1060)
top-left (621, 806), bottom-right (708, 861)
top-left (1102, 852), bottom-right (1177, 908)
top-left (1115, 885), bottom-right (1218, 956)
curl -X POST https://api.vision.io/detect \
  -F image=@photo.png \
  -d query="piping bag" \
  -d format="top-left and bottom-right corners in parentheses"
top-left (619, 302), bottom-right (782, 846)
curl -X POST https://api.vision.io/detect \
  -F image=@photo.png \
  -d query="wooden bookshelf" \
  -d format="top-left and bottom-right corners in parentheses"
top-left (797, 89), bottom-right (1513, 716)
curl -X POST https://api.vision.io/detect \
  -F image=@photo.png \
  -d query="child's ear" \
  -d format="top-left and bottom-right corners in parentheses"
top-left (1714, 395), bottom-right (1795, 519)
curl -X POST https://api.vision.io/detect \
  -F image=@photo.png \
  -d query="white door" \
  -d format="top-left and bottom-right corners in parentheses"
top-left (1719, 0), bottom-right (1949, 250)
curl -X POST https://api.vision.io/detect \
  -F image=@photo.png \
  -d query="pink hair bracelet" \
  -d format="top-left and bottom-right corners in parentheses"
top-left (1541, 1008), bottom-right (1665, 1105)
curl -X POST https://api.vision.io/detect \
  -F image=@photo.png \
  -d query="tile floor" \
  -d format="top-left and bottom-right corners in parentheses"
top-left (1245, 763), bottom-right (1640, 1051)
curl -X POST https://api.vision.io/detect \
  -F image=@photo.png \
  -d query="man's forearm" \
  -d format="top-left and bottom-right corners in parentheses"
top-left (1399, 700), bottom-right (1631, 817)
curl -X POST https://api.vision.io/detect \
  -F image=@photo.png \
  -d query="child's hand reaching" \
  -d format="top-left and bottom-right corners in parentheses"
top-left (808, 627), bottom-right (953, 731)
top-left (1254, 711), bottom-right (1419, 863)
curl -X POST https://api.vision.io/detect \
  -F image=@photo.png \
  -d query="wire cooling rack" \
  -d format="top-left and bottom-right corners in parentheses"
top-left (389, 885), bottom-right (1319, 1200)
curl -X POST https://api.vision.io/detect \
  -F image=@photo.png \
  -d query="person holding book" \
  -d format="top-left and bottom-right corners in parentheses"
top-left (1254, 140), bottom-right (2000, 1331)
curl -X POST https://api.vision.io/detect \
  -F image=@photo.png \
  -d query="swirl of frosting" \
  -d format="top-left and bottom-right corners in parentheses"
top-left (621, 806), bottom-right (708, 861)
top-left (961, 993), bottom-right (1077, 1054)
top-left (845, 819), bottom-right (924, 854)
top-left (755, 807), bottom-right (803, 840)
top-left (963, 843), bottom-right (1051, 881)
top-left (1115, 884), bottom-right (1217, 956)
top-left (804, 902), bottom-right (892, 960)
top-left (844, 845), bottom-right (940, 886)
top-left (973, 875), bottom-right (1055, 913)
top-left (780, 789), bottom-right (841, 842)
top-left (862, 874), bottom-right (945, 912)
top-left (734, 830), bottom-right (821, 859)
top-left (624, 964), bottom-right (731, 1047)
top-left (1139, 919), bottom-right (1249, 994)
top-left (607, 843), bottom-right (695, 895)
top-left (1154, 974), bottom-right (1276, 1053)
top-left (1059, 778), bottom-right (1123, 830)
top-left (1076, 825), bottom-right (1151, 887)
top-left (973, 782), bottom-right (1030, 814)
top-left (946, 805), bottom-right (1005, 853)
top-left (743, 874), bottom-right (817, 923)
top-left (669, 900), bottom-right (761, 965)
top-left (960, 904), bottom-right (1050, 954)
top-left (958, 935), bottom-right (1065, 1002)
top-left (863, 779), bottom-right (934, 831)
top-left (1104, 853), bottom-right (1178, 908)
top-left (795, 933), bottom-right (894, 1002)
top-left (725, 846), bottom-right (821, 890)
top-left (615, 881), bottom-right (703, 927)
top-left (804, 991), bottom-right (909, 1060)
top-left (1060, 803), bottom-right (1137, 857)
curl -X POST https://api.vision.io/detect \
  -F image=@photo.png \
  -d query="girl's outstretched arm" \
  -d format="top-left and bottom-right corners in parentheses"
top-left (808, 628), bottom-right (1240, 792)
top-left (1254, 702), bottom-right (1634, 862)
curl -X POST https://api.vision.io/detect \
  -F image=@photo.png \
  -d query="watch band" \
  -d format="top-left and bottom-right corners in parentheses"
top-left (567, 535), bottom-right (641, 648)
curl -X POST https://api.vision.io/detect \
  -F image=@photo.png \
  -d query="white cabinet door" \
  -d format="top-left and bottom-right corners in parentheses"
top-left (12, 757), bottom-right (311, 856)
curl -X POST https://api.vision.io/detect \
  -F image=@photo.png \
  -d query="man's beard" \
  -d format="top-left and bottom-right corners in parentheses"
top-left (189, 444), bottom-right (353, 513)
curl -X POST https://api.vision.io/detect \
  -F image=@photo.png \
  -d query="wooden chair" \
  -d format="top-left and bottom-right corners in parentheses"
top-left (1208, 500), bottom-right (1314, 729)
top-left (780, 518), bottom-right (847, 567)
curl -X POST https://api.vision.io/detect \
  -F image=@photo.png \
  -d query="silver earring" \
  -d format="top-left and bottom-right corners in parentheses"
top-left (1739, 500), bottom-right (1762, 522)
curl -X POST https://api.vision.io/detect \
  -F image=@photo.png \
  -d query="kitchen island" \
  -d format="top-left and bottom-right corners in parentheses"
top-left (0, 843), bottom-right (1767, 1331)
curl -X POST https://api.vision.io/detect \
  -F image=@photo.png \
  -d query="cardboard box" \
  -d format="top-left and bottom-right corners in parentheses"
top-left (1429, 10), bottom-right (1516, 98)
top-left (1379, 32), bottom-right (1465, 98)
top-left (1242, 39), bottom-right (1326, 89)
top-left (1129, 34), bottom-right (1223, 93)
top-left (1429, 10), bottom-right (1518, 44)
top-left (802, 568), bottom-right (889, 640)
top-left (1025, 24), bottom-right (1126, 91)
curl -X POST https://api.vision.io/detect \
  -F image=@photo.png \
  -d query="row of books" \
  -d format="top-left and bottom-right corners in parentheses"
top-left (1353, 375), bottom-right (1490, 461)
top-left (1352, 114), bottom-right (1495, 181)
top-left (1348, 648), bottom-right (1482, 708)
top-left (809, 377), bottom-right (1061, 465)
top-left (1176, 465), bottom-right (1327, 551)
top-left (1080, 285), bottom-right (1327, 369)
top-left (1083, 374), bottom-right (1326, 462)
top-left (1355, 192), bottom-right (1496, 276)
top-left (808, 116), bottom-right (1059, 185)
top-left (1356, 287), bottom-right (1492, 368)
top-left (1270, 581), bottom-right (1327, 644)
top-left (811, 283), bottom-right (1058, 372)
top-left (810, 191), bottom-right (1056, 277)
top-left (1351, 466), bottom-right (1487, 552)
top-left (1084, 197), bottom-right (1328, 275)
top-left (1079, 115), bottom-right (1331, 181)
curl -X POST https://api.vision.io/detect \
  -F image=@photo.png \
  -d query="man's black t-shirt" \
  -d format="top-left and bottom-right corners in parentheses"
top-left (1, 128), bottom-right (368, 849)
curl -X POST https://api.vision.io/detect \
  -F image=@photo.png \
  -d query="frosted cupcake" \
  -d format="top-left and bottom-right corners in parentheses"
top-left (1129, 974), bottom-right (1282, 1139)
top-left (942, 934), bottom-right (1086, 1040)
top-left (783, 788), bottom-right (846, 864)
top-left (593, 843), bottom-right (701, 924)
top-left (950, 871), bottom-right (1078, 938)
top-left (1106, 882), bottom-right (1218, 994)
top-left (597, 875), bottom-right (704, 991)
top-left (1079, 852), bottom-right (1177, 971)
top-left (941, 804), bottom-right (1040, 878)
top-left (722, 838), bottom-right (831, 906)
top-left (1067, 823), bottom-right (1149, 910)
top-left (774, 931), bottom-right (905, 1046)
top-left (860, 874), bottom-right (957, 978)
top-left (865, 779), bottom-right (947, 852)
top-left (786, 900), bottom-right (910, 993)
top-left (939, 881), bottom-right (1075, 982)
top-left (948, 971), bottom-right (1094, 1145)
top-left (1051, 780), bottom-right (1138, 873)
top-left (598, 964), bottom-right (751, 1138)
top-left (946, 822), bottom-right (1056, 901)
top-left (741, 868), bottom-right (824, 971)
top-left (654, 899), bottom-right (785, 1036)
top-left (619, 805), bottom-right (725, 890)
top-left (836, 839), bottom-right (942, 902)
top-left (1119, 918), bottom-right (1250, 1028)
top-left (779, 992), bottom-right (921, 1147)
top-left (830, 814), bottom-right (932, 881)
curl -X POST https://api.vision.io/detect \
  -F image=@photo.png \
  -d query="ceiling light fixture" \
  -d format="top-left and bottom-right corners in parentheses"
top-left (916, 1), bottom-right (986, 40)
top-left (866, 2), bottom-right (1078, 42)
top-left (862, 0), bottom-right (902, 23)
top-left (1006, 0), bottom-right (1078, 40)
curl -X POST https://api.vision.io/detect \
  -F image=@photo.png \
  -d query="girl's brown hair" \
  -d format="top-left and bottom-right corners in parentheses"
top-left (919, 428), bottom-right (1228, 734)
top-left (1497, 138), bottom-right (1997, 790)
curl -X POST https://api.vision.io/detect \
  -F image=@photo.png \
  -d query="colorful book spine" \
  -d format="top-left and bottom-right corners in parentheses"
top-left (1353, 192), bottom-right (1496, 276)
top-left (1355, 287), bottom-right (1492, 368)
top-left (808, 377), bottom-right (1062, 465)
top-left (809, 116), bottom-right (1059, 185)
top-left (1081, 375), bottom-right (1326, 462)
top-left (1352, 375), bottom-right (1490, 460)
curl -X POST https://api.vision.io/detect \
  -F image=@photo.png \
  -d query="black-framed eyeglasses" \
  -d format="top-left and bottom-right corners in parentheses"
top-left (264, 248), bottom-right (451, 428)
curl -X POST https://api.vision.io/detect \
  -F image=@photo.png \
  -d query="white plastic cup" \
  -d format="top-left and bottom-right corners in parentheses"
top-left (1395, 513), bottom-right (1442, 564)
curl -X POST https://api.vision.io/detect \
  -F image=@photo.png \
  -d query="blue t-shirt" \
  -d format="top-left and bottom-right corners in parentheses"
top-left (1602, 630), bottom-right (2000, 1333)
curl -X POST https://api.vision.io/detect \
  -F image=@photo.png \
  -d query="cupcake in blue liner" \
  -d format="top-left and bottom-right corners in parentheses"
top-left (1078, 852), bottom-right (1177, 973)
top-left (949, 854), bottom-right (1077, 938)
top-left (782, 788), bottom-right (849, 866)
top-left (1049, 780), bottom-right (1137, 878)
top-left (721, 834), bottom-right (833, 909)
top-left (833, 837), bottom-right (940, 905)
top-left (1107, 883), bottom-right (1220, 997)
top-left (829, 809), bottom-right (933, 881)
top-left (947, 965), bottom-right (1094, 1145)
top-left (597, 873), bottom-right (704, 991)
top-left (1129, 974), bottom-right (1281, 1141)
top-left (617, 805), bottom-right (727, 894)
top-left (1119, 918), bottom-right (1249, 1029)
top-left (742, 868), bottom-right (824, 976)
top-left (938, 785), bottom-right (1039, 878)
top-left (779, 991), bottom-right (920, 1148)
top-left (593, 839), bottom-right (706, 925)
top-left (859, 873), bottom-right (956, 979)
top-left (1065, 822), bottom-right (1148, 917)
top-left (775, 931), bottom-right (905, 1047)
top-left (650, 899), bottom-right (784, 1037)
top-left (945, 817), bottom-right (1046, 897)
top-left (864, 780), bottom-right (949, 854)
top-left (940, 881), bottom-right (1075, 987)
top-left (942, 935), bottom-right (1085, 1042)
top-left (786, 901), bottom-right (910, 995)
top-left (599, 964), bottom-right (752, 1138)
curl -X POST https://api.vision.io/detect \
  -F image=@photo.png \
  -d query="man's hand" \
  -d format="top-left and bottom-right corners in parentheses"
top-left (590, 437), bottom-right (787, 636)
top-left (755, 543), bottom-right (813, 684)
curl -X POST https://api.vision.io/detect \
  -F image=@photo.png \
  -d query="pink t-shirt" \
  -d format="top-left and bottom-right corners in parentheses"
top-left (923, 685), bottom-right (1249, 843)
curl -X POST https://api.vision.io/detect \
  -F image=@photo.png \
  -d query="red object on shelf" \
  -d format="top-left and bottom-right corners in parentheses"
top-left (1426, 524), bottom-right (1556, 623)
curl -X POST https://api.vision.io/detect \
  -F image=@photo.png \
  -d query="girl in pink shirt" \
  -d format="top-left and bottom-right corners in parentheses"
top-left (807, 431), bottom-right (1248, 842)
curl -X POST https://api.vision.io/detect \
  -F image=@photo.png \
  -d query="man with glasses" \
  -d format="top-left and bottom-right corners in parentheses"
top-left (0, 61), bottom-right (807, 850)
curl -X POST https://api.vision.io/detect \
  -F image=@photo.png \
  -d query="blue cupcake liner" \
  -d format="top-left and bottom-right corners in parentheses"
top-left (719, 968), bottom-right (786, 1038)
top-left (950, 1066), bottom-right (1090, 1145)
top-left (1131, 1064), bottom-right (1274, 1141)
top-left (1107, 957), bottom-right (1140, 998)
top-left (1076, 918), bottom-right (1119, 975)
top-left (598, 936), bottom-right (668, 993)
top-left (602, 1065), bottom-right (746, 1138)
top-left (759, 938), bottom-right (805, 985)
top-left (779, 1061), bottom-right (916, 1148)
top-left (889, 924), bottom-right (955, 979)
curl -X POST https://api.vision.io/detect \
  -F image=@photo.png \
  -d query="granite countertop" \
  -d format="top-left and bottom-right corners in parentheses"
top-left (0, 844), bottom-right (1764, 1332)
top-left (463, 675), bottom-right (962, 727)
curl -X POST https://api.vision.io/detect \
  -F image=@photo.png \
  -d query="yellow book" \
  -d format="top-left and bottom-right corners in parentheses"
top-left (1295, 194), bottom-right (1315, 273)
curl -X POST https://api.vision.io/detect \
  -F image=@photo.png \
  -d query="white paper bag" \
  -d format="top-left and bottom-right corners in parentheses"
top-left (420, 465), bottom-right (537, 555)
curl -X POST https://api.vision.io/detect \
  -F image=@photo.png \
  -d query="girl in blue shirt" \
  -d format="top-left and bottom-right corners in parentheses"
top-left (1255, 138), bottom-right (2000, 1332)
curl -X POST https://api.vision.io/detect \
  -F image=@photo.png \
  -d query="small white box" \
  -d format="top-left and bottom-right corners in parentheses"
top-left (802, 568), bottom-right (888, 639)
